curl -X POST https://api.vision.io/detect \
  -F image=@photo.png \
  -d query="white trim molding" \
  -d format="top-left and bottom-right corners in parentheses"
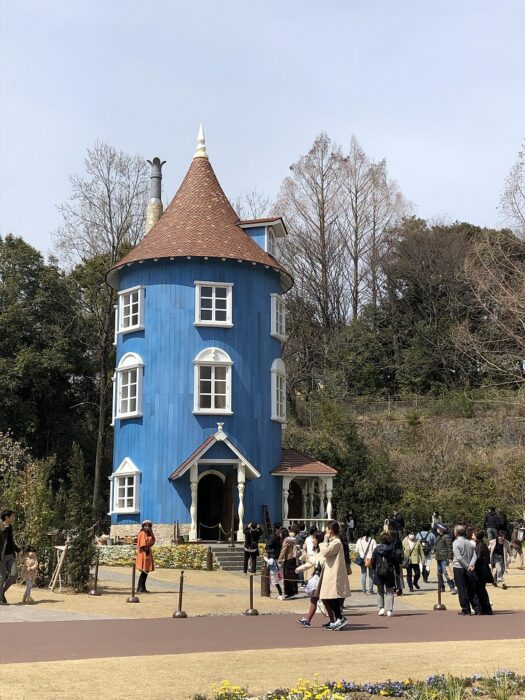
top-left (115, 352), bottom-right (144, 420)
top-left (117, 285), bottom-right (145, 334)
top-left (194, 281), bottom-right (233, 327)
top-left (270, 293), bottom-right (287, 342)
top-left (193, 347), bottom-right (233, 415)
top-left (271, 358), bottom-right (286, 423)
top-left (109, 458), bottom-right (141, 515)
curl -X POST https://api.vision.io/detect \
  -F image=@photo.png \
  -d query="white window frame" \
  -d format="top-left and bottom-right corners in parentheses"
top-left (109, 458), bottom-right (141, 515)
top-left (193, 347), bottom-right (233, 415)
top-left (194, 282), bottom-right (233, 327)
top-left (270, 293), bottom-right (287, 342)
top-left (118, 286), bottom-right (145, 334)
top-left (115, 352), bottom-right (144, 420)
top-left (271, 358), bottom-right (286, 423)
top-left (266, 226), bottom-right (276, 256)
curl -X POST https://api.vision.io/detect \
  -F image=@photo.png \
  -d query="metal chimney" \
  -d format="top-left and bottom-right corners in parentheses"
top-left (145, 157), bottom-right (166, 234)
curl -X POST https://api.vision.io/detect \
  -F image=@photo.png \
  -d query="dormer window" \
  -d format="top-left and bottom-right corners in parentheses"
top-left (194, 282), bottom-right (233, 327)
top-left (193, 347), bottom-right (233, 415)
top-left (271, 294), bottom-right (287, 342)
top-left (118, 286), bottom-right (145, 334)
top-left (267, 226), bottom-right (276, 256)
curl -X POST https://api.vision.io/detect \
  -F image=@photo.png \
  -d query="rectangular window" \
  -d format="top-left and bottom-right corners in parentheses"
top-left (118, 368), bottom-right (140, 417)
top-left (197, 365), bottom-right (229, 412)
top-left (274, 373), bottom-right (286, 421)
top-left (271, 294), bottom-right (287, 342)
top-left (118, 286), bottom-right (145, 334)
top-left (109, 462), bottom-right (140, 515)
top-left (195, 282), bottom-right (233, 327)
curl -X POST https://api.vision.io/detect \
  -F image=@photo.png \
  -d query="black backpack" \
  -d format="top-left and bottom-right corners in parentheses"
top-left (420, 532), bottom-right (431, 556)
top-left (375, 553), bottom-right (390, 577)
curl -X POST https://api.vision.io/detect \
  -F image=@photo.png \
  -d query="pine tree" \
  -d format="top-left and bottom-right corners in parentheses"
top-left (65, 445), bottom-right (95, 591)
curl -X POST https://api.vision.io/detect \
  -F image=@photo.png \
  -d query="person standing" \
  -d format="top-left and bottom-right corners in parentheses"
top-left (371, 531), bottom-right (398, 617)
top-left (391, 510), bottom-right (405, 537)
top-left (509, 521), bottom-right (524, 568)
top-left (452, 524), bottom-right (480, 615)
top-left (21, 545), bottom-right (38, 604)
top-left (266, 523), bottom-right (282, 560)
top-left (136, 520), bottom-right (155, 593)
top-left (484, 507), bottom-right (499, 542)
top-left (319, 520), bottom-right (351, 630)
top-left (346, 511), bottom-right (356, 543)
top-left (417, 524), bottom-right (436, 583)
top-left (431, 511), bottom-right (443, 535)
top-left (355, 530), bottom-right (377, 594)
top-left (243, 522), bottom-right (262, 574)
top-left (489, 530), bottom-right (510, 587)
top-left (472, 529), bottom-right (493, 615)
top-left (0, 509), bottom-right (20, 605)
top-left (278, 527), bottom-right (299, 599)
top-left (434, 523), bottom-right (457, 594)
top-left (402, 530), bottom-right (423, 592)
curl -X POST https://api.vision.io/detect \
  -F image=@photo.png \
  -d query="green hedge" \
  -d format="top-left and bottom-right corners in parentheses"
top-left (97, 544), bottom-right (213, 569)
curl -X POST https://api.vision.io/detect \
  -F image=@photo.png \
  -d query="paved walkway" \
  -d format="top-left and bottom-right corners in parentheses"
top-left (2, 610), bottom-right (524, 664)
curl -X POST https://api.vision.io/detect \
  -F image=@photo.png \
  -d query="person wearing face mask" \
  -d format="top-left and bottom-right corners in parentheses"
top-left (402, 530), bottom-right (423, 592)
top-left (489, 530), bottom-right (510, 588)
top-left (136, 520), bottom-right (156, 593)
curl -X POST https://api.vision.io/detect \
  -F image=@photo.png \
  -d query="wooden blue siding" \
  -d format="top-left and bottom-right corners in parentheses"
top-left (244, 226), bottom-right (267, 252)
top-left (112, 258), bottom-right (284, 526)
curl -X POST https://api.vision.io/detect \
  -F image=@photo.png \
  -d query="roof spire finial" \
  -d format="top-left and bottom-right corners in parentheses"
top-left (193, 123), bottom-right (208, 159)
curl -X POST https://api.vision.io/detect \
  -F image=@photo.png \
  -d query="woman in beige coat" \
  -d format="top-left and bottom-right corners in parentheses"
top-left (319, 520), bottom-right (351, 631)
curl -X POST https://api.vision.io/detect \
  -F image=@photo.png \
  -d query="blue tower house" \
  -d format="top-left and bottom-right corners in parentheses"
top-left (106, 128), bottom-right (336, 543)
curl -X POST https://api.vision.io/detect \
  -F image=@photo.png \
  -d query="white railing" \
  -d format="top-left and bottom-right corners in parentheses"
top-left (283, 518), bottom-right (330, 531)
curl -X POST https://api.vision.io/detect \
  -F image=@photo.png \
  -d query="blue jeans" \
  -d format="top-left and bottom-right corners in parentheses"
top-left (360, 564), bottom-right (374, 592)
top-left (437, 560), bottom-right (455, 590)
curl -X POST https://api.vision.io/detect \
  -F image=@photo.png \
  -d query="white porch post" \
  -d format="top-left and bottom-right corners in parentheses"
top-left (302, 479), bottom-right (308, 521)
top-left (308, 478), bottom-right (314, 519)
top-left (189, 463), bottom-right (198, 541)
top-left (282, 475), bottom-right (291, 522)
top-left (326, 477), bottom-right (333, 521)
top-left (236, 461), bottom-right (246, 542)
top-left (320, 477), bottom-right (327, 518)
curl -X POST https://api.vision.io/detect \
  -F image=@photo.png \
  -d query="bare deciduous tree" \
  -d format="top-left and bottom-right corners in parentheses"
top-left (53, 142), bottom-right (149, 513)
top-left (499, 141), bottom-right (525, 239)
top-left (234, 188), bottom-right (271, 219)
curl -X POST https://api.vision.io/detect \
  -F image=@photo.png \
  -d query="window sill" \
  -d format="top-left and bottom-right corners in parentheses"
top-left (109, 508), bottom-right (140, 515)
top-left (118, 325), bottom-right (145, 335)
top-left (193, 409), bottom-right (233, 416)
top-left (271, 416), bottom-right (287, 424)
top-left (194, 322), bottom-right (233, 328)
top-left (270, 332), bottom-right (287, 343)
top-left (116, 412), bottom-right (143, 420)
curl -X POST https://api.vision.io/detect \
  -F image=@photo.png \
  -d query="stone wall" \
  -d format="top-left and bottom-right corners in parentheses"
top-left (110, 522), bottom-right (190, 545)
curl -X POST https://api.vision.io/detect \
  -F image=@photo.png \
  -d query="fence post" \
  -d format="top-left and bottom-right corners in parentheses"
top-left (244, 573), bottom-right (259, 615)
top-left (260, 562), bottom-right (270, 597)
top-left (88, 550), bottom-right (102, 596)
top-left (433, 567), bottom-right (447, 611)
top-left (126, 564), bottom-right (140, 603)
top-left (172, 570), bottom-right (188, 618)
top-left (206, 546), bottom-right (214, 571)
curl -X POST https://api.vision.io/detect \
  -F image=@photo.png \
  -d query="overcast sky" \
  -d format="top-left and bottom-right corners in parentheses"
top-left (1, 1), bottom-right (524, 256)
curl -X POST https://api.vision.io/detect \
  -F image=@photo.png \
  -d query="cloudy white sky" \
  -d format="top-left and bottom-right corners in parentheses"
top-left (1, 1), bottom-right (524, 255)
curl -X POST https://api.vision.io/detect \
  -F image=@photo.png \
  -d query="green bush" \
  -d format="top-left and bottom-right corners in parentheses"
top-left (97, 544), bottom-right (212, 569)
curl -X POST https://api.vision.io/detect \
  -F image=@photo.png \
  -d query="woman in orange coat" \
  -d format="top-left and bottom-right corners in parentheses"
top-left (136, 520), bottom-right (155, 593)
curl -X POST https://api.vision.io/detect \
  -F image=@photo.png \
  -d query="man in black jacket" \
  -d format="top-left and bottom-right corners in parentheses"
top-left (484, 507), bottom-right (499, 541)
top-left (265, 523), bottom-right (282, 560)
top-left (0, 509), bottom-right (20, 605)
top-left (434, 523), bottom-right (457, 594)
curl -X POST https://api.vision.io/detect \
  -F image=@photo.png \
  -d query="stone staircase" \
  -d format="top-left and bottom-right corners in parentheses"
top-left (209, 545), bottom-right (258, 572)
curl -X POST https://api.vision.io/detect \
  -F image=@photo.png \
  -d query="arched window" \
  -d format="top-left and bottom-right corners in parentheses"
top-left (114, 352), bottom-right (144, 420)
top-left (193, 348), bottom-right (233, 415)
top-left (267, 226), bottom-right (276, 257)
top-left (271, 358), bottom-right (286, 423)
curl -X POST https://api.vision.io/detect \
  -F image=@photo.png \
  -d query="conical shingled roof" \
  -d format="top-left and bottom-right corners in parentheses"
top-left (106, 156), bottom-right (293, 291)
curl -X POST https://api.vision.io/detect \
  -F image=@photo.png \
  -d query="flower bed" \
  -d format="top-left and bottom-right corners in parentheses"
top-left (97, 544), bottom-right (213, 569)
top-left (195, 672), bottom-right (524, 700)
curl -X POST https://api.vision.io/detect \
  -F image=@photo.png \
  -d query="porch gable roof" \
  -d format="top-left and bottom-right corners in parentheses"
top-left (168, 425), bottom-right (260, 480)
top-left (271, 449), bottom-right (337, 477)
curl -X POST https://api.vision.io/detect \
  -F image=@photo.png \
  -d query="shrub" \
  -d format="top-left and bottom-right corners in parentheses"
top-left (97, 544), bottom-right (211, 569)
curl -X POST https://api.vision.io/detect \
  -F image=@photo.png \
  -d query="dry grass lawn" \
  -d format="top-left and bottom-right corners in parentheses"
top-left (2, 639), bottom-right (524, 700)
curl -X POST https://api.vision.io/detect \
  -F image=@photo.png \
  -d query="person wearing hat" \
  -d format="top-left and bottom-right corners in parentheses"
top-left (434, 523), bottom-right (456, 594)
top-left (136, 520), bottom-right (155, 593)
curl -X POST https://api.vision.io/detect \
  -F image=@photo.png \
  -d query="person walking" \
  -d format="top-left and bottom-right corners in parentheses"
top-left (355, 530), bottom-right (376, 594)
top-left (345, 511), bottom-right (356, 543)
top-left (484, 507), bottom-right (499, 542)
top-left (136, 520), bottom-right (155, 593)
top-left (431, 511), bottom-right (443, 535)
top-left (278, 527), bottom-right (299, 599)
top-left (489, 530), bottom-right (510, 587)
top-left (509, 521), bottom-right (524, 568)
top-left (319, 520), bottom-right (351, 630)
top-left (434, 523), bottom-right (457, 594)
top-left (472, 529), bottom-right (493, 615)
top-left (452, 524), bottom-right (480, 615)
top-left (0, 509), bottom-right (20, 606)
top-left (295, 533), bottom-right (325, 627)
top-left (266, 523), bottom-right (282, 560)
top-left (243, 522), bottom-right (262, 574)
top-left (21, 545), bottom-right (38, 604)
top-left (402, 530), bottom-right (423, 592)
top-left (417, 524), bottom-right (436, 583)
top-left (371, 531), bottom-right (398, 617)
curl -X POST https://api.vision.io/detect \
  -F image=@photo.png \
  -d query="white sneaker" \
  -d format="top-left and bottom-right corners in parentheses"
top-left (386, 610), bottom-right (393, 617)
top-left (378, 608), bottom-right (385, 616)
top-left (277, 595), bottom-right (283, 600)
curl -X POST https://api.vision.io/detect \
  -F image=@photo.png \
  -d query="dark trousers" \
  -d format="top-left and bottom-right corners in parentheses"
top-left (283, 559), bottom-right (298, 597)
top-left (243, 550), bottom-right (257, 574)
top-left (406, 563), bottom-right (420, 590)
top-left (475, 579), bottom-right (492, 614)
top-left (323, 598), bottom-right (342, 620)
top-left (453, 567), bottom-right (480, 614)
top-left (137, 570), bottom-right (148, 591)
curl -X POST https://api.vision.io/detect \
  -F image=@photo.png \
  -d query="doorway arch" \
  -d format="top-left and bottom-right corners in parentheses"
top-left (287, 480), bottom-right (303, 520)
top-left (197, 472), bottom-right (225, 540)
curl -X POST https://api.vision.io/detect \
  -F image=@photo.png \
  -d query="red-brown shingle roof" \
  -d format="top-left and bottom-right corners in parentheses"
top-left (107, 156), bottom-right (292, 291)
top-left (168, 435), bottom-right (216, 480)
top-left (272, 449), bottom-right (337, 476)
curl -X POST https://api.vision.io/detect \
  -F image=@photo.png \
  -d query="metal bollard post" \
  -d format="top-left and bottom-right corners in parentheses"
top-left (172, 570), bottom-right (188, 618)
top-left (127, 564), bottom-right (140, 603)
top-left (433, 567), bottom-right (447, 611)
top-left (244, 573), bottom-right (259, 616)
top-left (89, 550), bottom-right (102, 596)
top-left (260, 562), bottom-right (270, 597)
top-left (206, 546), bottom-right (213, 571)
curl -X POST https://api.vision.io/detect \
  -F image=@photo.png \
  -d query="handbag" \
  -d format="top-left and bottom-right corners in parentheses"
top-left (305, 573), bottom-right (320, 596)
top-left (355, 538), bottom-right (372, 568)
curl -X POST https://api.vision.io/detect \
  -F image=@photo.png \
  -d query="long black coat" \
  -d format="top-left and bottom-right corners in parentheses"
top-left (475, 542), bottom-right (494, 584)
top-left (265, 532), bottom-right (281, 559)
top-left (371, 543), bottom-right (398, 588)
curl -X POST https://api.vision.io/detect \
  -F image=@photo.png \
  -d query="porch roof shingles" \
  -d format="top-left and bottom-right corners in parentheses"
top-left (168, 435), bottom-right (215, 480)
top-left (272, 449), bottom-right (337, 476)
